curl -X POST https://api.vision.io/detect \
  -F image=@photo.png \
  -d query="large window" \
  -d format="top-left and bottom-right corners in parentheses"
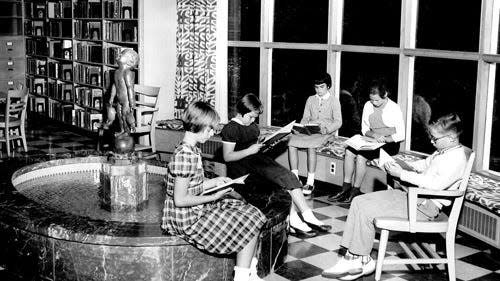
top-left (271, 49), bottom-right (327, 126)
top-left (228, 47), bottom-right (260, 119)
top-left (343, 0), bottom-right (401, 47)
top-left (491, 74), bottom-right (500, 173)
top-left (416, 0), bottom-right (481, 51)
top-left (227, 0), bottom-right (500, 177)
top-left (411, 58), bottom-right (476, 153)
top-left (273, 0), bottom-right (329, 43)
top-left (228, 0), bottom-right (260, 41)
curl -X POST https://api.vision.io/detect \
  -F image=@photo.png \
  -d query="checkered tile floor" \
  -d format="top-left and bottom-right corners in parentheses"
top-left (0, 119), bottom-right (96, 159)
top-left (265, 184), bottom-right (500, 281)
top-left (1, 120), bottom-right (500, 281)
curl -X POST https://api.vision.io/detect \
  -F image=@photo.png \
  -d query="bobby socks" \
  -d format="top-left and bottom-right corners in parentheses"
top-left (306, 172), bottom-right (315, 185)
top-left (302, 209), bottom-right (324, 226)
top-left (290, 209), bottom-right (312, 231)
top-left (291, 169), bottom-right (299, 179)
top-left (233, 266), bottom-right (250, 281)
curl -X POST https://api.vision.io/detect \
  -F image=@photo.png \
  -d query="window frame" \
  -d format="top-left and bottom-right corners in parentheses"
top-left (224, 0), bottom-right (500, 177)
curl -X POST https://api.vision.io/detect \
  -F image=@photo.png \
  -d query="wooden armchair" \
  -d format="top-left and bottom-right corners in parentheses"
top-left (0, 87), bottom-right (28, 157)
top-left (374, 149), bottom-right (475, 281)
top-left (132, 84), bottom-right (160, 158)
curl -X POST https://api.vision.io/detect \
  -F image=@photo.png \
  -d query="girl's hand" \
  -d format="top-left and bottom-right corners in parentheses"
top-left (385, 162), bottom-right (403, 178)
top-left (320, 124), bottom-right (328, 134)
top-left (247, 143), bottom-right (264, 155)
top-left (213, 187), bottom-right (234, 200)
top-left (211, 176), bottom-right (231, 187)
top-left (375, 135), bottom-right (386, 143)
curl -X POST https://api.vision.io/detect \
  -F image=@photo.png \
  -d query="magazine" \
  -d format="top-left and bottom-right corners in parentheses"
top-left (344, 134), bottom-right (385, 151)
top-left (201, 174), bottom-right (249, 195)
top-left (292, 123), bottom-right (321, 135)
top-left (378, 149), bottom-right (415, 171)
top-left (259, 121), bottom-right (295, 152)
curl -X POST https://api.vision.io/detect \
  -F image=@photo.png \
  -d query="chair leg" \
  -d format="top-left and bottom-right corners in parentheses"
top-left (20, 125), bottom-right (27, 153)
top-left (375, 229), bottom-right (389, 281)
top-left (446, 234), bottom-right (456, 281)
top-left (5, 128), bottom-right (10, 157)
top-left (150, 130), bottom-right (156, 153)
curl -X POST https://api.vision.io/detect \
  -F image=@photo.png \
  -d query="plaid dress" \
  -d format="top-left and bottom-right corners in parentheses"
top-left (161, 142), bottom-right (266, 254)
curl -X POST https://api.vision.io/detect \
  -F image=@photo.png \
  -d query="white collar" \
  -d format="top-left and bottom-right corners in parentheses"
top-left (231, 117), bottom-right (244, 125)
top-left (316, 91), bottom-right (331, 101)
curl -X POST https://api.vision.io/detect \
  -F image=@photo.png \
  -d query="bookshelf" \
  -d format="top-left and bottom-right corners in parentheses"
top-left (0, 0), bottom-right (25, 93)
top-left (24, 0), bottom-right (139, 133)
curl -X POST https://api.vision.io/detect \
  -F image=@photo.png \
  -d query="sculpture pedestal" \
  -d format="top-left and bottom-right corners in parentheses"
top-left (100, 160), bottom-right (148, 212)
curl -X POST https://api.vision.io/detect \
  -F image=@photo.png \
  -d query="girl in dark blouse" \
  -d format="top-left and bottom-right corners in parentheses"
top-left (221, 94), bottom-right (332, 237)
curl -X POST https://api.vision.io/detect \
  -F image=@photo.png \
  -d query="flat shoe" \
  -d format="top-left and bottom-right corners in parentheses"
top-left (327, 189), bottom-right (350, 202)
top-left (305, 222), bottom-right (332, 232)
top-left (337, 189), bottom-right (362, 204)
top-left (290, 226), bottom-right (317, 238)
top-left (302, 184), bottom-right (315, 196)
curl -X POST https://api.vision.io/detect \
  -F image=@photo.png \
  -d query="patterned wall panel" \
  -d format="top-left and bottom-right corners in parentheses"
top-left (175, 0), bottom-right (217, 119)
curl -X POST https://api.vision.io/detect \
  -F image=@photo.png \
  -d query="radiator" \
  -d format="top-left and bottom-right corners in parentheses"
top-left (458, 202), bottom-right (500, 248)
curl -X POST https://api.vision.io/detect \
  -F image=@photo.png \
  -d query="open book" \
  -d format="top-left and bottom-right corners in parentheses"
top-left (292, 123), bottom-right (321, 135)
top-left (260, 121), bottom-right (295, 152)
top-left (378, 149), bottom-right (415, 171)
top-left (201, 174), bottom-right (249, 195)
top-left (344, 134), bottom-right (385, 151)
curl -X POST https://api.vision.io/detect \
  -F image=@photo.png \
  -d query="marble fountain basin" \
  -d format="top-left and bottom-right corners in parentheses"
top-left (0, 156), bottom-right (234, 281)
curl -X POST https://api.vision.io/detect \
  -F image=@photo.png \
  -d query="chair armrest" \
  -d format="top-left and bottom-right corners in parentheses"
top-left (407, 187), bottom-right (464, 232)
top-left (408, 187), bottom-right (464, 198)
top-left (137, 108), bottom-right (158, 113)
top-left (135, 101), bottom-right (156, 107)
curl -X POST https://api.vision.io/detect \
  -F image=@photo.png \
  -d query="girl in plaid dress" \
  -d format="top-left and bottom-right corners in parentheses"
top-left (161, 102), bottom-right (267, 281)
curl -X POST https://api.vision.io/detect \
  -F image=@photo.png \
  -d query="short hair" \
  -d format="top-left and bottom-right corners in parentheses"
top-left (428, 112), bottom-right (463, 137)
top-left (313, 72), bottom-right (332, 89)
top-left (368, 79), bottom-right (389, 98)
top-left (182, 101), bottom-right (220, 133)
top-left (236, 93), bottom-right (263, 116)
top-left (121, 49), bottom-right (139, 69)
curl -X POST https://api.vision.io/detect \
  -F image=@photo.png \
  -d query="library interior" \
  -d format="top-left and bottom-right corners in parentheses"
top-left (0, 1), bottom-right (500, 281)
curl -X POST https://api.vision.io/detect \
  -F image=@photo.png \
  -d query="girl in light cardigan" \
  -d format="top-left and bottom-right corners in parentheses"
top-left (288, 72), bottom-right (342, 195)
top-left (329, 80), bottom-right (405, 203)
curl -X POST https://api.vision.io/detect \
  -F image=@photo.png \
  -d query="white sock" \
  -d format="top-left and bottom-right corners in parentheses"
top-left (249, 257), bottom-right (259, 278)
top-left (306, 173), bottom-right (315, 185)
top-left (291, 169), bottom-right (299, 179)
top-left (290, 210), bottom-right (312, 231)
top-left (302, 209), bottom-right (324, 226)
top-left (233, 266), bottom-right (250, 281)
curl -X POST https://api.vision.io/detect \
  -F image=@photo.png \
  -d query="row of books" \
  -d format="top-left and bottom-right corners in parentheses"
top-left (49, 40), bottom-right (73, 59)
top-left (74, 0), bottom-right (103, 19)
top-left (24, 2), bottom-right (50, 19)
top-left (47, 81), bottom-right (73, 102)
top-left (24, 20), bottom-right (45, 36)
top-left (27, 58), bottom-right (47, 76)
top-left (74, 64), bottom-right (102, 86)
top-left (28, 96), bottom-right (103, 132)
top-left (74, 20), bottom-right (101, 40)
top-left (26, 38), bottom-right (49, 57)
top-left (75, 87), bottom-right (104, 110)
top-left (104, 21), bottom-right (137, 42)
top-left (75, 42), bottom-right (103, 63)
top-left (104, 0), bottom-right (136, 19)
top-left (47, 1), bottom-right (73, 19)
top-left (49, 20), bottom-right (73, 38)
top-left (48, 61), bottom-right (73, 81)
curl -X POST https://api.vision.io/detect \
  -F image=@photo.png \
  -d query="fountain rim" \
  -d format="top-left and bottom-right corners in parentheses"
top-left (2, 156), bottom-right (189, 247)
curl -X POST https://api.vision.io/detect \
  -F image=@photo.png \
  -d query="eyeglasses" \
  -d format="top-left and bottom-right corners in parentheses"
top-left (429, 134), bottom-right (451, 143)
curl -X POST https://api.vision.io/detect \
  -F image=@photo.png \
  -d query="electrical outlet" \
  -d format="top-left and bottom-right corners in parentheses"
top-left (330, 162), bottom-right (336, 174)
